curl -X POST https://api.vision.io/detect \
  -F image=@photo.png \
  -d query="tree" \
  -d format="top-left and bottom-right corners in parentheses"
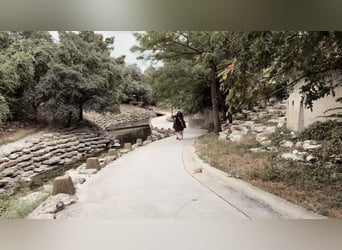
top-left (143, 59), bottom-right (212, 114)
top-left (133, 31), bottom-right (231, 133)
top-left (118, 64), bottom-right (152, 104)
top-left (37, 31), bottom-right (122, 125)
top-left (0, 31), bottom-right (54, 121)
top-left (219, 31), bottom-right (342, 111)
top-left (266, 31), bottom-right (342, 109)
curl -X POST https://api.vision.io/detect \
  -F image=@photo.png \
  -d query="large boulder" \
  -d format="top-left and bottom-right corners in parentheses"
top-left (27, 193), bottom-right (77, 219)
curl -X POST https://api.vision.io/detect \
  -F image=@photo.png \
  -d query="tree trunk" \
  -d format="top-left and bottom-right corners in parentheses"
top-left (79, 103), bottom-right (83, 121)
top-left (209, 60), bottom-right (221, 134)
top-left (66, 111), bottom-right (72, 127)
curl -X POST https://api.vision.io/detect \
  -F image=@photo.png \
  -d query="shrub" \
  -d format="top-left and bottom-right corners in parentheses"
top-left (299, 120), bottom-right (342, 141)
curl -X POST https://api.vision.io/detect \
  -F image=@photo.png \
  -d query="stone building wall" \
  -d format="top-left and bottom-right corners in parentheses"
top-left (286, 80), bottom-right (342, 131)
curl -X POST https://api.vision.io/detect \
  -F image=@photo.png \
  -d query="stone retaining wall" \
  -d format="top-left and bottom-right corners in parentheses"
top-left (0, 126), bottom-right (113, 194)
top-left (85, 105), bottom-right (156, 130)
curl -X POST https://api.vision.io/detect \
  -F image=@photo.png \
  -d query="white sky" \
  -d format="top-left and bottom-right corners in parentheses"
top-left (49, 31), bottom-right (160, 72)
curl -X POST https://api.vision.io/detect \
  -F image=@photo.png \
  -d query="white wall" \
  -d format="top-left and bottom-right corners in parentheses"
top-left (286, 80), bottom-right (342, 131)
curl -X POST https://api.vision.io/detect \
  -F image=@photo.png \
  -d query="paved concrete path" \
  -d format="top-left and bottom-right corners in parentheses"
top-left (57, 116), bottom-right (248, 219)
top-left (57, 115), bottom-right (325, 219)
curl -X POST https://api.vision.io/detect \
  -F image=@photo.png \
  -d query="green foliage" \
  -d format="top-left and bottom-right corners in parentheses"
top-left (269, 127), bottom-right (294, 145)
top-left (134, 31), bottom-right (226, 133)
top-left (218, 31), bottom-right (342, 113)
top-left (0, 94), bottom-right (10, 126)
top-left (255, 160), bottom-right (341, 186)
top-left (119, 64), bottom-right (152, 104)
top-left (143, 59), bottom-right (212, 113)
top-left (36, 31), bottom-right (121, 124)
top-left (0, 31), bottom-right (54, 121)
top-left (299, 120), bottom-right (342, 140)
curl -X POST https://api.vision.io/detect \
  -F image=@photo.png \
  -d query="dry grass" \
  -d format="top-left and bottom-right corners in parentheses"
top-left (194, 133), bottom-right (342, 218)
top-left (0, 124), bottom-right (41, 145)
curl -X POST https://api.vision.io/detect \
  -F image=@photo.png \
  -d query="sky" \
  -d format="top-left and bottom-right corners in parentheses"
top-left (49, 31), bottom-right (160, 72)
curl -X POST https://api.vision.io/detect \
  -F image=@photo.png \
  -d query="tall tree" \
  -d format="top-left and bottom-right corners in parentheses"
top-left (143, 59), bottom-right (212, 113)
top-left (133, 31), bottom-right (227, 133)
top-left (219, 31), bottom-right (342, 111)
top-left (118, 64), bottom-right (152, 104)
top-left (0, 31), bottom-right (54, 121)
top-left (37, 31), bottom-right (122, 125)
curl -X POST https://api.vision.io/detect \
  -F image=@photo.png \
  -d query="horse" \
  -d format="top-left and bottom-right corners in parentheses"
top-left (173, 112), bottom-right (186, 140)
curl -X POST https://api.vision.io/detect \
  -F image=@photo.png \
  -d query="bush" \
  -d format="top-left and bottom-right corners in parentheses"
top-left (299, 120), bottom-right (342, 141)
top-left (0, 94), bottom-right (11, 127)
top-left (270, 127), bottom-right (294, 145)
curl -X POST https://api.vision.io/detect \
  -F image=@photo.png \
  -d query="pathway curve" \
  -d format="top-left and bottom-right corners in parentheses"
top-left (56, 116), bottom-right (247, 219)
top-left (56, 114), bottom-right (325, 219)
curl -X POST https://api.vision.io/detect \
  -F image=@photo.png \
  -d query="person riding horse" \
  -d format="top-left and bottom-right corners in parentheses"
top-left (172, 110), bottom-right (186, 140)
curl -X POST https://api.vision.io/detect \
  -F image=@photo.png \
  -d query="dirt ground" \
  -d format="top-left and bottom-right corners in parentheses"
top-left (194, 133), bottom-right (342, 218)
top-left (0, 124), bottom-right (42, 146)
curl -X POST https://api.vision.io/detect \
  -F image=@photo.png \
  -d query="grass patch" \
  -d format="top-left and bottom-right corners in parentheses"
top-left (269, 127), bottom-right (295, 145)
top-left (194, 132), bottom-right (342, 218)
top-left (0, 182), bottom-right (51, 219)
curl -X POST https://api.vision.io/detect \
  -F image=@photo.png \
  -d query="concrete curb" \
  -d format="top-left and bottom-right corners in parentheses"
top-left (183, 141), bottom-right (327, 219)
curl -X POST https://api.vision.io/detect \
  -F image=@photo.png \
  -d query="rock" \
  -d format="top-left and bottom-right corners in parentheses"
top-left (306, 154), bottom-right (318, 163)
top-left (79, 169), bottom-right (98, 175)
top-left (256, 133), bottom-right (270, 144)
top-left (56, 201), bottom-right (65, 212)
top-left (16, 153), bottom-right (33, 162)
top-left (255, 125), bottom-right (266, 133)
top-left (277, 122), bottom-right (285, 128)
top-left (250, 148), bottom-right (267, 153)
top-left (0, 157), bottom-right (9, 164)
top-left (260, 140), bottom-right (272, 146)
top-left (17, 160), bottom-right (34, 168)
top-left (241, 121), bottom-right (255, 129)
top-left (27, 193), bottom-right (77, 218)
top-left (303, 142), bottom-right (321, 151)
top-left (43, 133), bottom-right (54, 139)
top-left (0, 177), bottom-right (14, 188)
top-left (279, 140), bottom-right (294, 148)
top-left (22, 148), bottom-right (31, 154)
top-left (264, 126), bottom-right (276, 133)
top-left (228, 131), bottom-right (245, 142)
top-left (2, 166), bottom-right (19, 177)
top-left (304, 140), bottom-right (318, 145)
top-left (292, 150), bottom-right (299, 155)
top-left (280, 153), bottom-right (304, 161)
top-left (65, 170), bottom-right (88, 185)
top-left (108, 149), bottom-right (118, 157)
top-left (52, 176), bottom-right (76, 195)
top-left (219, 131), bottom-right (228, 140)
top-left (295, 141), bottom-right (303, 148)
top-left (86, 157), bottom-right (101, 170)
top-left (105, 156), bottom-right (117, 164)
top-left (9, 153), bottom-right (21, 160)
top-left (43, 156), bottom-right (61, 165)
top-left (193, 168), bottom-right (203, 173)
top-left (146, 135), bottom-right (152, 141)
top-left (266, 146), bottom-right (278, 152)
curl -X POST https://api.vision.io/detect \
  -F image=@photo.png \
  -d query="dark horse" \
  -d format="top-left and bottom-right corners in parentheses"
top-left (172, 111), bottom-right (186, 140)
